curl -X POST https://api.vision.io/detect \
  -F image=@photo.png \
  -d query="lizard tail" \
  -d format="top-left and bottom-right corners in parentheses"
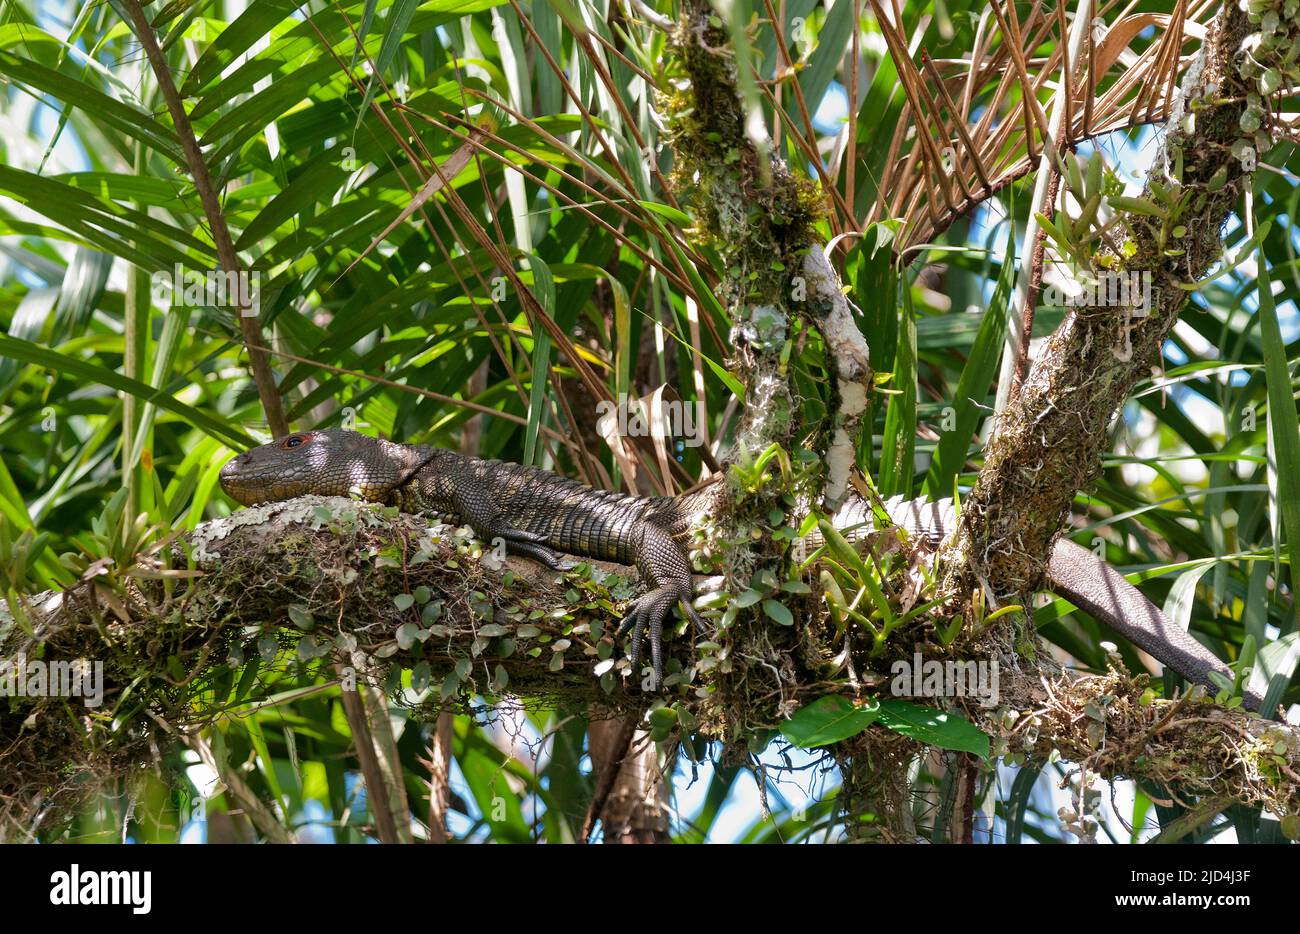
top-left (1047, 539), bottom-right (1263, 711)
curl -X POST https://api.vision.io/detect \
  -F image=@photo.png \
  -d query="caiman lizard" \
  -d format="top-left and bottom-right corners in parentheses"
top-left (219, 429), bottom-right (1259, 706)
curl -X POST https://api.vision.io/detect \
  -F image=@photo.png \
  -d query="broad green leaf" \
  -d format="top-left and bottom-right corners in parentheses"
top-left (1255, 258), bottom-right (1300, 627)
top-left (780, 695), bottom-right (882, 747)
top-left (876, 698), bottom-right (990, 757)
top-left (926, 221), bottom-right (1017, 497)
top-left (879, 277), bottom-right (916, 496)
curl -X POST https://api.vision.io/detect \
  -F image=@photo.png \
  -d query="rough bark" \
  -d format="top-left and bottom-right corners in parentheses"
top-left (947, 1), bottom-right (1284, 602)
top-left (586, 718), bottom-right (669, 843)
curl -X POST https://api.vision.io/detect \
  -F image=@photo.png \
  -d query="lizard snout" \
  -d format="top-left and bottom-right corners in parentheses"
top-left (218, 450), bottom-right (251, 479)
top-left (218, 450), bottom-right (265, 504)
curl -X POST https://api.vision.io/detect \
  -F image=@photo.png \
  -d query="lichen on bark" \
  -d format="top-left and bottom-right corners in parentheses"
top-left (661, 1), bottom-right (822, 458)
top-left (661, 0), bottom-right (884, 738)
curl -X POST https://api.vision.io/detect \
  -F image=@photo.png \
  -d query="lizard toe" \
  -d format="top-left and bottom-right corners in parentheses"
top-left (618, 590), bottom-right (678, 692)
top-left (626, 611), bottom-right (646, 684)
top-left (507, 540), bottom-right (564, 569)
top-left (616, 596), bottom-right (646, 640)
top-left (507, 528), bottom-right (552, 545)
top-left (648, 612), bottom-right (664, 692)
top-left (615, 585), bottom-right (705, 691)
top-left (679, 587), bottom-right (707, 634)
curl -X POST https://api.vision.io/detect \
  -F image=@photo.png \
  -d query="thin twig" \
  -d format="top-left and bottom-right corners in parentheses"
top-left (119, 0), bottom-right (289, 438)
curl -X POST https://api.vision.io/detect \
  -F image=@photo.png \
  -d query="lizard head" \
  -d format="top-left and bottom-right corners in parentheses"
top-left (219, 429), bottom-right (408, 506)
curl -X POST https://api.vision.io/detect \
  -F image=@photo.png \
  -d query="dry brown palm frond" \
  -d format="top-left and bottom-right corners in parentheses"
top-left (816, 0), bottom-right (1224, 256)
top-left (308, 5), bottom-right (692, 493)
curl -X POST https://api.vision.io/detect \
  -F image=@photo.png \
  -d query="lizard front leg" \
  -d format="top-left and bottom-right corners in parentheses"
top-left (618, 522), bottom-right (705, 691)
top-left (447, 477), bottom-right (564, 569)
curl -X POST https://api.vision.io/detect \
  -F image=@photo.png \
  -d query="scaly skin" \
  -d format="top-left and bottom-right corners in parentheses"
top-left (220, 429), bottom-right (1261, 707)
top-left (220, 429), bottom-right (709, 688)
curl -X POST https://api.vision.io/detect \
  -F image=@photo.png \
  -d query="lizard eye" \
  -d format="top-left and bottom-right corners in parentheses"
top-left (283, 435), bottom-right (305, 449)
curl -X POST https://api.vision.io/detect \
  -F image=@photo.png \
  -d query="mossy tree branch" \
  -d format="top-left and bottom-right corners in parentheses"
top-left (661, 0), bottom-right (882, 754)
top-left (663, 0), bottom-right (872, 501)
top-left (5, 499), bottom-right (1299, 838)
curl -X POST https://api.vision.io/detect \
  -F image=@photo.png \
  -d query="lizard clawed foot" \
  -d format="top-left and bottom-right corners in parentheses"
top-left (504, 538), bottom-right (564, 569)
top-left (468, 511), bottom-right (566, 568)
top-left (503, 527), bottom-right (552, 546)
top-left (480, 523), bottom-right (564, 569)
top-left (617, 583), bottom-right (703, 691)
